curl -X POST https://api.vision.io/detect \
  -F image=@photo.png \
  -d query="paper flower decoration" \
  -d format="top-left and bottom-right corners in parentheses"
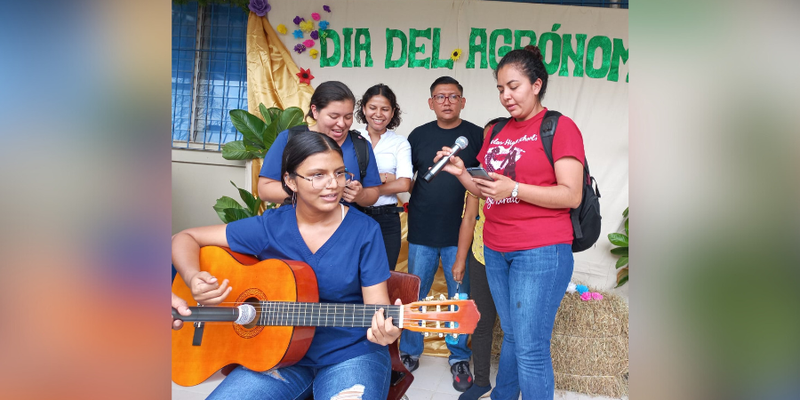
top-left (319, 20), bottom-right (329, 30)
top-left (310, 30), bottom-right (319, 40)
top-left (293, 30), bottom-right (304, 39)
top-left (293, 43), bottom-right (307, 54)
top-left (309, 49), bottom-right (319, 59)
top-left (296, 68), bottom-right (314, 85)
top-left (276, 24), bottom-right (287, 34)
top-left (323, 5), bottom-right (331, 12)
top-left (299, 20), bottom-right (314, 33)
top-left (450, 49), bottom-right (463, 62)
top-left (575, 284), bottom-right (589, 294)
top-left (312, 12), bottom-right (321, 21)
top-left (566, 282), bottom-right (577, 294)
top-left (293, 16), bottom-right (305, 25)
top-left (248, 0), bottom-right (271, 16)
top-left (591, 292), bottom-right (603, 300)
top-left (580, 292), bottom-right (592, 301)
top-left (303, 39), bottom-right (315, 48)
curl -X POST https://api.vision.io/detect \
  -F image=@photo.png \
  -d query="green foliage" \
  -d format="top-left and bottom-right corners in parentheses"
top-left (213, 181), bottom-right (278, 224)
top-left (221, 105), bottom-right (307, 160)
top-left (609, 206), bottom-right (629, 287)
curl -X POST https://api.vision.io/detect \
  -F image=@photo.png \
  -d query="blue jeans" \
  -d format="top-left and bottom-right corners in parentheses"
top-left (399, 243), bottom-right (472, 364)
top-left (207, 348), bottom-right (391, 400)
top-left (484, 244), bottom-right (573, 400)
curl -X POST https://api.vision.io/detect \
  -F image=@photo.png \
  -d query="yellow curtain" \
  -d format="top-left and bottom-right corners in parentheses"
top-left (245, 13), bottom-right (314, 202)
top-left (244, 13), bottom-right (452, 357)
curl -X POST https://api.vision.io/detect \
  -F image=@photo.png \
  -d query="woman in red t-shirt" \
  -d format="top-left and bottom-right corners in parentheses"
top-left (437, 45), bottom-right (585, 400)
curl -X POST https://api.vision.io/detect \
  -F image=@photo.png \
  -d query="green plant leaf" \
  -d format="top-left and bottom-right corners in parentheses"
top-left (266, 107), bottom-right (282, 125)
top-left (258, 103), bottom-right (273, 125)
top-left (213, 196), bottom-right (244, 223)
top-left (230, 181), bottom-right (261, 215)
top-left (616, 266), bottom-right (628, 287)
top-left (623, 206), bottom-right (629, 218)
top-left (625, 218), bottom-right (629, 236)
top-left (222, 140), bottom-right (258, 160)
top-left (615, 256), bottom-right (629, 269)
top-left (610, 247), bottom-right (628, 257)
top-left (230, 109), bottom-right (267, 149)
top-left (278, 107), bottom-right (306, 132)
top-left (608, 233), bottom-right (628, 247)
top-left (262, 120), bottom-right (279, 150)
top-left (223, 208), bottom-right (253, 223)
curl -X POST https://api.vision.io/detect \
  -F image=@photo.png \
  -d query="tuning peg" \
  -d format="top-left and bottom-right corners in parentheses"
top-left (424, 332), bottom-right (430, 338)
top-left (425, 295), bottom-right (434, 301)
top-left (438, 333), bottom-right (444, 338)
top-left (438, 294), bottom-right (447, 301)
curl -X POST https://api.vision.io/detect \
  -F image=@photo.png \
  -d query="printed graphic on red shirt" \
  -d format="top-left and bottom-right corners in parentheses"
top-left (484, 133), bottom-right (538, 181)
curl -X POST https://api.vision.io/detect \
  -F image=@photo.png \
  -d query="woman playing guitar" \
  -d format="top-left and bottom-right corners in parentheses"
top-left (172, 131), bottom-right (401, 399)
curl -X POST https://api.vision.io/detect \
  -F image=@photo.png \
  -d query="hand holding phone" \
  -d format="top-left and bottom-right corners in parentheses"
top-left (466, 167), bottom-right (495, 181)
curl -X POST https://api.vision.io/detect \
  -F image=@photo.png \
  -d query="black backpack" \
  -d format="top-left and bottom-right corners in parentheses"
top-left (491, 110), bottom-right (602, 252)
top-left (288, 126), bottom-right (370, 181)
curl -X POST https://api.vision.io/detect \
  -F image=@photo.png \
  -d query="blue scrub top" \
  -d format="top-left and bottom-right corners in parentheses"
top-left (226, 206), bottom-right (390, 366)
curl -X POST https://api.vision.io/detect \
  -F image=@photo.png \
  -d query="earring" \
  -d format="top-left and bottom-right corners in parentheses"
top-left (292, 192), bottom-right (297, 208)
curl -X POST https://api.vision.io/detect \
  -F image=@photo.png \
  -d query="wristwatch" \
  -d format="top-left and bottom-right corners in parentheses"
top-left (511, 181), bottom-right (519, 199)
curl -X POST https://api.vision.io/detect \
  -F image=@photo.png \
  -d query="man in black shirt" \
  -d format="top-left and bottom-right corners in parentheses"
top-left (399, 76), bottom-right (484, 393)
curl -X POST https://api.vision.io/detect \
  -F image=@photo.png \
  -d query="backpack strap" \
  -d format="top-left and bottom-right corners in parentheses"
top-left (348, 130), bottom-right (370, 181)
top-left (287, 125), bottom-right (309, 140)
top-left (539, 110), bottom-right (562, 167)
top-left (489, 118), bottom-right (511, 142)
top-left (538, 111), bottom-right (585, 238)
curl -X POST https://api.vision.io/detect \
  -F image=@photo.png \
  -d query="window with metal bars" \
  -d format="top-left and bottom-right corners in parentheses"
top-left (172, 1), bottom-right (248, 151)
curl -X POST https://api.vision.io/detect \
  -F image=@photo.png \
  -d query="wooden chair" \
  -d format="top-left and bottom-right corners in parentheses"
top-left (303, 270), bottom-right (420, 400)
top-left (385, 270), bottom-right (421, 400)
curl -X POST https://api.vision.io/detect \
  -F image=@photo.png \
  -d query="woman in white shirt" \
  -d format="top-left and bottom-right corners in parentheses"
top-left (355, 84), bottom-right (412, 270)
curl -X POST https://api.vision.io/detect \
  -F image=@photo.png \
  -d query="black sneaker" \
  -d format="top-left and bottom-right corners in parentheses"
top-left (451, 361), bottom-right (474, 392)
top-left (400, 354), bottom-right (419, 373)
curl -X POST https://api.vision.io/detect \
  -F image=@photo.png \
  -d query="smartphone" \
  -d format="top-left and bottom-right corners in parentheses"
top-left (466, 167), bottom-right (495, 181)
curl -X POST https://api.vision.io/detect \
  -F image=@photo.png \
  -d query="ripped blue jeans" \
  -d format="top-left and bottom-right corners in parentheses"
top-left (207, 347), bottom-right (391, 400)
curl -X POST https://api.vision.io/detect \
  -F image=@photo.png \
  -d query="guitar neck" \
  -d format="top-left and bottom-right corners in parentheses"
top-left (259, 302), bottom-right (402, 328)
top-left (179, 302), bottom-right (403, 328)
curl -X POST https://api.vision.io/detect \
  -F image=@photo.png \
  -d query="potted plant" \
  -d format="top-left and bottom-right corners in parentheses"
top-left (609, 207), bottom-right (629, 287)
top-left (213, 104), bottom-right (307, 223)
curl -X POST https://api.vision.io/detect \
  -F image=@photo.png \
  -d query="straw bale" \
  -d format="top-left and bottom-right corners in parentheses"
top-left (491, 285), bottom-right (629, 397)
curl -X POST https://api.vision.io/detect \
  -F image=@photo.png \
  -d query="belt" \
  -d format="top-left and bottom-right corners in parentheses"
top-left (356, 204), bottom-right (405, 215)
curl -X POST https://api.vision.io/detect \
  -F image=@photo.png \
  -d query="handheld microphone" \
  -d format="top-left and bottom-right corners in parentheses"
top-left (423, 136), bottom-right (469, 182)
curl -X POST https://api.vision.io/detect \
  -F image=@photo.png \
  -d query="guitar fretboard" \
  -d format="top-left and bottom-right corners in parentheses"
top-left (257, 301), bottom-right (402, 328)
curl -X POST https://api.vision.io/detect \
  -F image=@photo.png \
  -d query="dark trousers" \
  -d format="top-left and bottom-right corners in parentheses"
top-left (470, 249), bottom-right (497, 387)
top-left (369, 212), bottom-right (402, 271)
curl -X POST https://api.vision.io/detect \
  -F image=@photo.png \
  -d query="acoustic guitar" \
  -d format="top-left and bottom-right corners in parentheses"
top-left (172, 246), bottom-right (480, 387)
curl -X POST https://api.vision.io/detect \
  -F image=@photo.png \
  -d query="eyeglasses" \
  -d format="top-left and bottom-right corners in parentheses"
top-left (294, 170), bottom-right (354, 189)
top-left (432, 94), bottom-right (462, 104)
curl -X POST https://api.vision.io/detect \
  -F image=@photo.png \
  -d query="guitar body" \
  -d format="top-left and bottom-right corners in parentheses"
top-left (172, 246), bottom-right (319, 387)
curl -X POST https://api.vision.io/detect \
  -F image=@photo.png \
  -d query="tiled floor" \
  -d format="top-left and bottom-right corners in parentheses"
top-left (172, 355), bottom-right (625, 400)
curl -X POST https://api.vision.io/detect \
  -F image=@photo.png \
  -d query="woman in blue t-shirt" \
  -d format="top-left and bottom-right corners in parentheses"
top-left (172, 132), bottom-right (401, 399)
top-left (257, 81), bottom-right (382, 208)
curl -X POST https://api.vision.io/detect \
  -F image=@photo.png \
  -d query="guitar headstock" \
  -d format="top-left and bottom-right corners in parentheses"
top-left (401, 295), bottom-right (480, 338)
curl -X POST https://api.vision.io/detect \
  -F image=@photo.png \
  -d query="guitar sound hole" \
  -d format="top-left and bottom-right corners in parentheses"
top-left (242, 297), bottom-right (261, 329)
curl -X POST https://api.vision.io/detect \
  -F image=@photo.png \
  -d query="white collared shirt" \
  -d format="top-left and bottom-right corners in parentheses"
top-left (358, 129), bottom-right (413, 207)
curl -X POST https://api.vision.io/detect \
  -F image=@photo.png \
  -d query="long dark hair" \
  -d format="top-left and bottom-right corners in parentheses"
top-left (494, 45), bottom-right (549, 101)
top-left (281, 131), bottom-right (343, 201)
top-left (355, 84), bottom-right (402, 130)
top-left (306, 81), bottom-right (356, 121)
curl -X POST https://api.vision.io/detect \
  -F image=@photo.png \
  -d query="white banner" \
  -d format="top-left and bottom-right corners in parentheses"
top-left (266, 0), bottom-right (629, 291)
